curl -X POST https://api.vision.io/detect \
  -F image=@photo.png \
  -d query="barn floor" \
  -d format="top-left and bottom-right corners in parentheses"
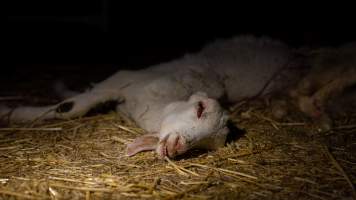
top-left (0, 66), bottom-right (355, 200)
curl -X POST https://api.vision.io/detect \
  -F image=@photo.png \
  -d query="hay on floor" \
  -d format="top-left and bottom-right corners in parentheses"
top-left (0, 99), bottom-right (355, 200)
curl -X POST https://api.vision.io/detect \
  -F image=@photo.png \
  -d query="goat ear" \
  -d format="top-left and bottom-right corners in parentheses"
top-left (126, 133), bottom-right (159, 156)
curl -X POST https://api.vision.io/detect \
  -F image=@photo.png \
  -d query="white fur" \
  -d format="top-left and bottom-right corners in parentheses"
top-left (0, 35), bottom-right (301, 158)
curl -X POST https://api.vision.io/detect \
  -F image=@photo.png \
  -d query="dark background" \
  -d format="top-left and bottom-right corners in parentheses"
top-left (5, 1), bottom-right (356, 74)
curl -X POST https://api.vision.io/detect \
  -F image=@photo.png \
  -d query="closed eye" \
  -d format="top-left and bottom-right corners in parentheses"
top-left (197, 101), bottom-right (205, 118)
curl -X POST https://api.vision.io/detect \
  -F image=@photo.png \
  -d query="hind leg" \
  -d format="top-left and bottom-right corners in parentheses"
top-left (1, 89), bottom-right (122, 123)
top-left (0, 69), bottom-right (135, 123)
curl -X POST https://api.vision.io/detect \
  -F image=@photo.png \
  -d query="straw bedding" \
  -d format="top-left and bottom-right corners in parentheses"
top-left (0, 68), bottom-right (355, 200)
